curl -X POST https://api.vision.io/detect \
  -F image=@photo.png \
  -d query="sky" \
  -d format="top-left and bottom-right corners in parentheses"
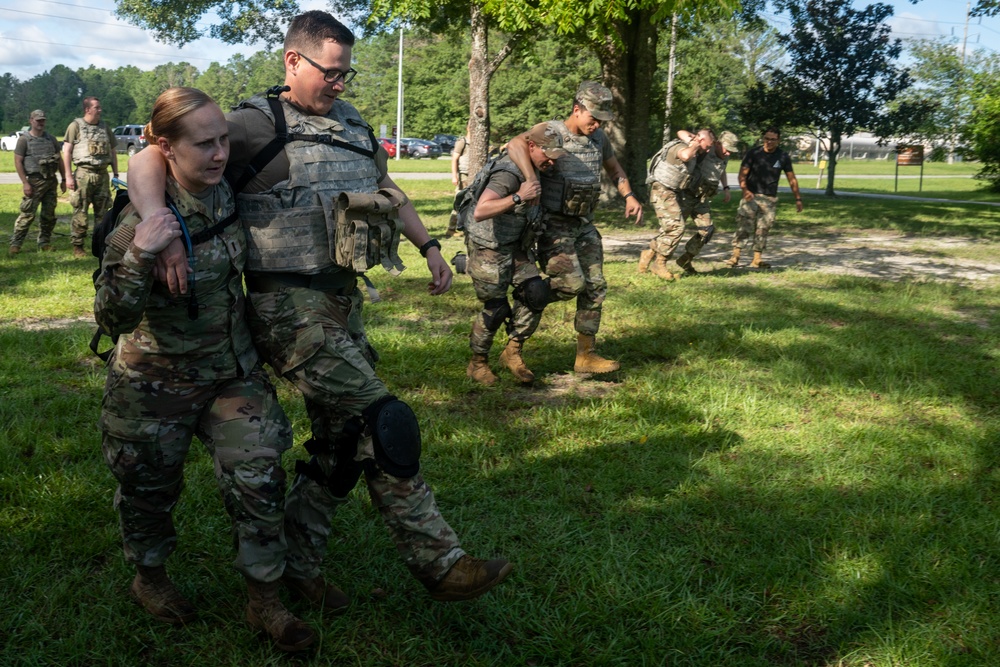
top-left (0, 0), bottom-right (997, 82)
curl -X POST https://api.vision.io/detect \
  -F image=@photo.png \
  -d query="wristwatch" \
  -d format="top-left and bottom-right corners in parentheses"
top-left (512, 193), bottom-right (522, 205)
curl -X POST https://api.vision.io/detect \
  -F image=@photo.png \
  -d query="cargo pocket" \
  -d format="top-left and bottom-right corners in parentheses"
top-left (99, 412), bottom-right (163, 474)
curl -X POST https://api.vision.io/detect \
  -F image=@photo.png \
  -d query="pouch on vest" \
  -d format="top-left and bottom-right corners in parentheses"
top-left (38, 155), bottom-right (59, 178)
top-left (561, 179), bottom-right (602, 217)
top-left (327, 187), bottom-right (408, 275)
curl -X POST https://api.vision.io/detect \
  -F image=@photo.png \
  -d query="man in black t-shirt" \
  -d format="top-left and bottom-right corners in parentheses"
top-left (725, 126), bottom-right (803, 268)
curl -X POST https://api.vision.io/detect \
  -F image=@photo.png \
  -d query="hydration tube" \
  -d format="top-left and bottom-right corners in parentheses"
top-left (165, 201), bottom-right (199, 320)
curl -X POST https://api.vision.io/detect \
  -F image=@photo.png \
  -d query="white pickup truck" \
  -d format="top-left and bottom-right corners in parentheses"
top-left (1, 127), bottom-right (29, 151)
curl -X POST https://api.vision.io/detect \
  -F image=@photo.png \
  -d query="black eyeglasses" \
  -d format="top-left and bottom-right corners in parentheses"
top-left (296, 52), bottom-right (357, 84)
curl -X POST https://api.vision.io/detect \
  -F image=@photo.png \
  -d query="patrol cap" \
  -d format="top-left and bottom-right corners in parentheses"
top-left (525, 123), bottom-right (568, 159)
top-left (719, 131), bottom-right (739, 152)
top-left (575, 81), bottom-right (615, 121)
top-left (30, 109), bottom-right (46, 120)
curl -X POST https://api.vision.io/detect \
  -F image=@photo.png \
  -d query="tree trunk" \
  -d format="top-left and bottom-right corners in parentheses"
top-left (468, 4), bottom-right (491, 176)
top-left (596, 8), bottom-right (658, 201)
top-left (662, 13), bottom-right (678, 146)
top-left (825, 131), bottom-right (842, 196)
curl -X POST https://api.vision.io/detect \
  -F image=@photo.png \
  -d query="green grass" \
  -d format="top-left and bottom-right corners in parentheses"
top-left (3, 182), bottom-right (1000, 665)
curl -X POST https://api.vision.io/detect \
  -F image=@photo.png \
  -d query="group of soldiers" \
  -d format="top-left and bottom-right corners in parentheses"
top-left (9, 97), bottom-right (119, 258)
top-left (6, 10), bottom-right (806, 653)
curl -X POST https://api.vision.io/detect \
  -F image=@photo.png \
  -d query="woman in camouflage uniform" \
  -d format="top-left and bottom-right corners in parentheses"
top-left (95, 88), bottom-right (317, 652)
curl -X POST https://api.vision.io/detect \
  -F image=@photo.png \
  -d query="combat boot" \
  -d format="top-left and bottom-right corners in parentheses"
top-left (676, 252), bottom-right (698, 275)
top-left (749, 251), bottom-right (771, 269)
top-left (467, 353), bottom-right (498, 386)
top-left (637, 247), bottom-right (654, 274)
top-left (245, 578), bottom-right (316, 653)
top-left (40, 244), bottom-right (53, 252)
top-left (281, 572), bottom-right (349, 615)
top-left (574, 334), bottom-right (621, 374)
top-left (8, 246), bottom-right (20, 256)
top-left (724, 247), bottom-right (741, 267)
top-left (130, 564), bottom-right (197, 625)
top-left (425, 555), bottom-right (513, 602)
top-left (650, 254), bottom-right (676, 281)
top-left (499, 339), bottom-right (534, 383)
top-left (72, 246), bottom-right (87, 259)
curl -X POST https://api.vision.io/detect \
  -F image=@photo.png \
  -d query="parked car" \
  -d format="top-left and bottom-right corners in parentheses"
top-left (401, 137), bottom-right (442, 159)
top-left (1, 127), bottom-right (28, 151)
top-left (378, 136), bottom-right (408, 158)
top-left (112, 124), bottom-right (148, 156)
top-left (433, 134), bottom-right (457, 153)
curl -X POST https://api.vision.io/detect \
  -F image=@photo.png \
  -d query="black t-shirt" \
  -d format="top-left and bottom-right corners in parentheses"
top-left (742, 146), bottom-right (793, 197)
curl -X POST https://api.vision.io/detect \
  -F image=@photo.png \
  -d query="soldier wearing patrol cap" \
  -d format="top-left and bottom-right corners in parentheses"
top-left (10, 109), bottom-right (66, 254)
top-left (464, 124), bottom-right (567, 386)
top-left (507, 81), bottom-right (643, 375)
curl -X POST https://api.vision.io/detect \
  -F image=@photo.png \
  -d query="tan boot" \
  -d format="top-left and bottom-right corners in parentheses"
top-left (8, 246), bottom-right (20, 256)
top-left (130, 565), bottom-right (197, 625)
top-left (724, 247), bottom-right (741, 267)
top-left (675, 252), bottom-right (697, 275)
top-left (637, 248), bottom-right (654, 274)
top-left (574, 334), bottom-right (620, 374)
top-left (72, 246), bottom-right (87, 259)
top-left (467, 353), bottom-right (497, 386)
top-left (425, 555), bottom-right (513, 602)
top-left (499, 339), bottom-right (534, 383)
top-left (650, 254), bottom-right (676, 281)
top-left (281, 572), bottom-right (349, 615)
top-left (245, 578), bottom-right (317, 653)
top-left (749, 251), bottom-right (771, 269)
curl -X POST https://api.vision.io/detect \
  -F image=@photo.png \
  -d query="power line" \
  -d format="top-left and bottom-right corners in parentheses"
top-left (1, 7), bottom-right (146, 29)
top-left (0, 35), bottom-right (221, 63)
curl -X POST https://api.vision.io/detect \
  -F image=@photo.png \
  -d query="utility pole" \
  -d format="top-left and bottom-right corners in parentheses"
top-left (962, 1), bottom-right (970, 66)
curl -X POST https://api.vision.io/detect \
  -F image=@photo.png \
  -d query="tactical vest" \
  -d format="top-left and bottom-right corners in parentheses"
top-left (23, 132), bottom-right (60, 177)
top-left (456, 138), bottom-right (470, 175)
top-left (71, 118), bottom-right (112, 168)
top-left (648, 139), bottom-right (697, 190)
top-left (695, 152), bottom-right (728, 197)
top-left (235, 95), bottom-right (405, 275)
top-left (464, 157), bottom-right (532, 249)
top-left (539, 121), bottom-right (604, 218)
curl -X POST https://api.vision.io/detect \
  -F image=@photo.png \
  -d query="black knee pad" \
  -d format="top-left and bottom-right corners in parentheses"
top-left (701, 224), bottom-right (716, 244)
top-left (362, 395), bottom-right (421, 478)
top-left (514, 276), bottom-right (551, 312)
top-left (297, 419), bottom-right (366, 497)
top-left (482, 298), bottom-right (512, 332)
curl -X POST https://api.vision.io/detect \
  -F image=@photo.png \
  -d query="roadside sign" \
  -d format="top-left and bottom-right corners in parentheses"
top-left (894, 145), bottom-right (925, 192)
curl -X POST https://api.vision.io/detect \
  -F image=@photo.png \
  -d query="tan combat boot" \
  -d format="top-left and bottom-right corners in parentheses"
top-left (8, 246), bottom-right (20, 256)
top-left (72, 246), bottom-right (87, 259)
top-left (574, 334), bottom-right (621, 374)
top-left (650, 254), bottom-right (676, 281)
top-left (130, 564), bottom-right (197, 625)
top-left (245, 578), bottom-right (317, 653)
top-left (724, 247), bottom-right (741, 267)
top-left (281, 572), bottom-right (349, 615)
top-left (426, 555), bottom-right (513, 602)
top-left (499, 339), bottom-right (534, 383)
top-left (675, 252), bottom-right (697, 275)
top-left (637, 247), bottom-right (654, 274)
top-left (749, 251), bottom-right (771, 269)
top-left (467, 353), bottom-right (498, 386)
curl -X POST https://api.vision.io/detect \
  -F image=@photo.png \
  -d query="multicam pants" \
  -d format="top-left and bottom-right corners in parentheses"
top-left (466, 238), bottom-right (543, 355)
top-left (732, 193), bottom-right (778, 252)
top-left (101, 364), bottom-right (292, 582)
top-left (648, 181), bottom-right (697, 259)
top-left (70, 167), bottom-right (111, 247)
top-left (447, 172), bottom-right (469, 233)
top-left (11, 174), bottom-right (58, 249)
top-left (537, 214), bottom-right (606, 336)
top-left (246, 283), bottom-right (464, 585)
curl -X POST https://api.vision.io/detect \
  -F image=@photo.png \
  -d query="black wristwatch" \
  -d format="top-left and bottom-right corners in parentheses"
top-left (512, 193), bottom-right (522, 205)
top-left (419, 238), bottom-right (441, 258)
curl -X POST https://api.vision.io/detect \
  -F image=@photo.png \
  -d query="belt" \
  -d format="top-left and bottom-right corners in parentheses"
top-left (76, 165), bottom-right (108, 172)
top-left (245, 271), bottom-right (356, 294)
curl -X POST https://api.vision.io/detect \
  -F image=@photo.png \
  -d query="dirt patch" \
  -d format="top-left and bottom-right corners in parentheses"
top-left (14, 316), bottom-right (93, 331)
top-left (601, 229), bottom-right (1000, 285)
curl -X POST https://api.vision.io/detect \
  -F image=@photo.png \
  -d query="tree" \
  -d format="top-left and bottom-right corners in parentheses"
top-left (968, 72), bottom-right (1000, 191)
top-left (740, 0), bottom-right (911, 196)
top-left (115, 0), bottom-right (296, 47)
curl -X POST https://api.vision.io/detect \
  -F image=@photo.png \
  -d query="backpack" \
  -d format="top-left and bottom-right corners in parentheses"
top-left (452, 153), bottom-right (522, 234)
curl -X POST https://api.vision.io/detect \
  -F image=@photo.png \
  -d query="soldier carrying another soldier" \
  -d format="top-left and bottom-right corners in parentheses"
top-left (10, 109), bottom-right (65, 255)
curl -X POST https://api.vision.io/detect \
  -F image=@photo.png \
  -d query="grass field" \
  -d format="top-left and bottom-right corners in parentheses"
top-left (2, 180), bottom-right (1000, 665)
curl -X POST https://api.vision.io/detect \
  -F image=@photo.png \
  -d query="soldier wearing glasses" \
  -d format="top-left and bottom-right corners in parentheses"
top-left (127, 10), bottom-right (512, 643)
top-left (725, 126), bottom-right (803, 269)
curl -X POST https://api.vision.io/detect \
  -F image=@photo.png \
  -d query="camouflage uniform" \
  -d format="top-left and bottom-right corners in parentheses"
top-left (464, 156), bottom-right (544, 354)
top-left (95, 177), bottom-right (293, 582)
top-left (227, 94), bottom-right (464, 585)
top-left (537, 120), bottom-right (614, 336)
top-left (447, 136), bottom-right (470, 234)
top-left (733, 194), bottom-right (777, 252)
top-left (65, 117), bottom-right (115, 248)
top-left (680, 149), bottom-right (729, 259)
top-left (646, 139), bottom-right (701, 259)
top-left (11, 131), bottom-right (61, 250)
